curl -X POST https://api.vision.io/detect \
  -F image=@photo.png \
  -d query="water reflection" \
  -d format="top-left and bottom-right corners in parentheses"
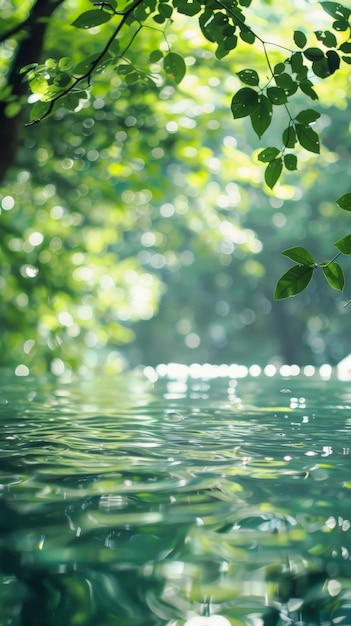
top-left (0, 371), bottom-right (351, 625)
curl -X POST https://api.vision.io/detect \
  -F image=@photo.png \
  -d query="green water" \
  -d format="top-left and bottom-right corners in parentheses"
top-left (1, 370), bottom-right (351, 626)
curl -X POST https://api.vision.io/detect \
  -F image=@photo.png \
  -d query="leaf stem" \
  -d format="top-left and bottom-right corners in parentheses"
top-left (320, 252), bottom-right (342, 268)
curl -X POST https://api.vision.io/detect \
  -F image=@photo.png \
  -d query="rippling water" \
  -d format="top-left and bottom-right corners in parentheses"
top-left (1, 370), bottom-right (351, 626)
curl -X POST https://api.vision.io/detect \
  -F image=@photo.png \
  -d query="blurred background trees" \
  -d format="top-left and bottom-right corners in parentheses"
top-left (1, 0), bottom-right (351, 376)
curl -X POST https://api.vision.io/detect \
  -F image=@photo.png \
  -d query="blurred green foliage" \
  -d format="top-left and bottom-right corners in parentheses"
top-left (1, 0), bottom-right (351, 374)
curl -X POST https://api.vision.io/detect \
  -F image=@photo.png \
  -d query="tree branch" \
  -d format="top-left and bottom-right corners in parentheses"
top-left (0, 18), bottom-right (33, 44)
top-left (26, 0), bottom-right (145, 125)
top-left (0, 0), bottom-right (65, 182)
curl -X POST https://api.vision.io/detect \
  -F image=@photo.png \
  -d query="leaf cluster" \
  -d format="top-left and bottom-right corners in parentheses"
top-left (8, 0), bottom-right (349, 192)
top-left (231, 1), bottom-right (351, 188)
top-left (274, 193), bottom-right (351, 299)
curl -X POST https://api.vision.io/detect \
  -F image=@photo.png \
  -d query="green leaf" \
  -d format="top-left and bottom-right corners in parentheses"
top-left (275, 72), bottom-right (295, 89)
top-left (326, 50), bottom-right (340, 73)
top-left (174, 0), bottom-right (201, 16)
top-left (88, 0), bottom-right (117, 7)
top-left (163, 52), bottom-right (186, 84)
top-left (224, 35), bottom-right (238, 51)
top-left (296, 65), bottom-right (309, 81)
top-left (281, 246), bottom-right (315, 265)
top-left (304, 47), bottom-right (325, 61)
top-left (149, 50), bottom-right (163, 63)
top-left (296, 123), bottom-right (320, 153)
top-left (199, 9), bottom-right (229, 44)
top-left (45, 58), bottom-right (57, 70)
top-left (71, 10), bottom-right (112, 28)
top-left (315, 30), bottom-right (337, 47)
top-left (4, 102), bottom-right (22, 118)
top-left (53, 72), bottom-right (72, 88)
top-left (336, 192), bottom-right (351, 210)
top-left (257, 147), bottom-right (280, 163)
top-left (282, 125), bottom-right (297, 148)
top-left (237, 69), bottom-right (259, 86)
top-left (117, 63), bottom-right (134, 75)
top-left (60, 92), bottom-right (81, 111)
top-left (334, 234), bottom-right (351, 254)
top-left (275, 75), bottom-right (298, 96)
top-left (19, 63), bottom-right (39, 75)
top-left (29, 100), bottom-right (51, 122)
top-left (240, 29), bottom-right (255, 44)
top-left (313, 57), bottom-right (331, 77)
top-left (274, 63), bottom-right (286, 74)
top-left (231, 87), bottom-right (259, 119)
top-left (339, 42), bottom-right (351, 53)
top-left (199, 9), bottom-right (217, 43)
top-left (323, 263), bottom-right (345, 291)
top-left (265, 157), bottom-right (283, 189)
top-left (320, 2), bottom-right (350, 20)
top-left (267, 86), bottom-right (287, 105)
top-left (274, 265), bottom-right (314, 299)
top-left (159, 3), bottom-right (173, 18)
top-left (223, 25), bottom-right (235, 37)
top-left (290, 52), bottom-right (304, 73)
top-left (153, 14), bottom-right (166, 24)
top-left (299, 80), bottom-right (319, 100)
top-left (39, 84), bottom-right (64, 102)
top-left (295, 109), bottom-right (320, 124)
top-left (58, 57), bottom-right (72, 71)
top-left (29, 95), bottom-right (64, 120)
top-left (342, 55), bottom-right (351, 64)
top-left (294, 30), bottom-right (307, 48)
top-left (215, 40), bottom-right (231, 60)
top-left (333, 19), bottom-right (349, 31)
top-left (125, 71), bottom-right (140, 85)
top-left (284, 153), bottom-right (298, 171)
top-left (29, 74), bottom-right (48, 95)
top-left (250, 94), bottom-right (272, 138)
top-left (74, 52), bottom-right (112, 75)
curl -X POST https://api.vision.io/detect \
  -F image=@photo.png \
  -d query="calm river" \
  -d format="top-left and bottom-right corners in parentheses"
top-left (0, 365), bottom-right (351, 626)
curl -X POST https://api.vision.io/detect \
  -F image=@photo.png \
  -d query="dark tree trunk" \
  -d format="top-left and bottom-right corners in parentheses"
top-left (0, 0), bottom-right (64, 183)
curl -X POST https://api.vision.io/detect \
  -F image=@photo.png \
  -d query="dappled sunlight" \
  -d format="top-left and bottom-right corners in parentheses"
top-left (142, 361), bottom-right (334, 382)
top-left (1, 0), bottom-right (351, 375)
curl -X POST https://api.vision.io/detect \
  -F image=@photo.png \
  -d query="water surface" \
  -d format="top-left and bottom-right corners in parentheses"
top-left (1, 370), bottom-right (351, 626)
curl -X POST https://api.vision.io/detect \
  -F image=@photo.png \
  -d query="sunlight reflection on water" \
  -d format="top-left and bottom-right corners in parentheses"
top-left (0, 367), bottom-right (351, 626)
